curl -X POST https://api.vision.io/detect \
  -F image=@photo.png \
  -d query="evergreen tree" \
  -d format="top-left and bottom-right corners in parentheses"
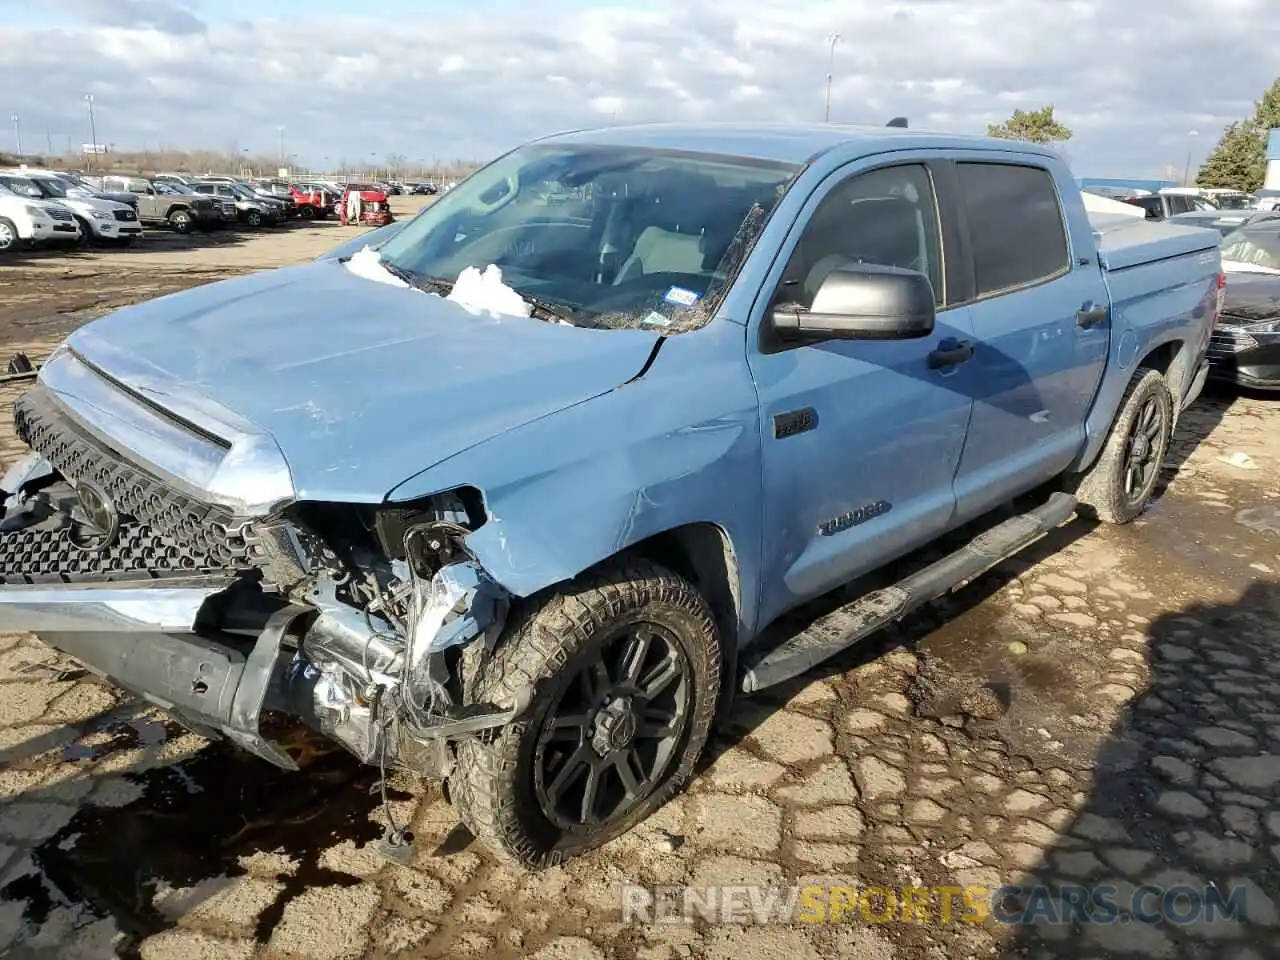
top-left (1196, 77), bottom-right (1279, 192)
top-left (987, 106), bottom-right (1073, 144)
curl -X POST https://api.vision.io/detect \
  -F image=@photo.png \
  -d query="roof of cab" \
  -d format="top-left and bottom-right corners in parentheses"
top-left (537, 121), bottom-right (1059, 166)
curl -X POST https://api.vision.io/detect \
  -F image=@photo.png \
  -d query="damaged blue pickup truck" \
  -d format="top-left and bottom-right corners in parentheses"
top-left (0, 123), bottom-right (1222, 867)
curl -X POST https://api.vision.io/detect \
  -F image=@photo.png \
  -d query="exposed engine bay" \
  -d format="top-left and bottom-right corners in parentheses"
top-left (0, 391), bottom-right (521, 857)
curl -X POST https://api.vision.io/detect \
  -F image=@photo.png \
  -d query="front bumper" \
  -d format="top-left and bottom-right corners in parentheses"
top-left (2, 579), bottom-right (307, 768)
top-left (343, 210), bottom-right (393, 226)
top-left (1207, 327), bottom-right (1280, 390)
top-left (24, 219), bottom-right (80, 243)
top-left (87, 218), bottom-right (143, 239)
top-left (1, 567), bottom-right (512, 775)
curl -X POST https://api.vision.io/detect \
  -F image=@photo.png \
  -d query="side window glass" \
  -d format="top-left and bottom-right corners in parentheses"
top-left (957, 162), bottom-right (1070, 295)
top-left (777, 164), bottom-right (944, 309)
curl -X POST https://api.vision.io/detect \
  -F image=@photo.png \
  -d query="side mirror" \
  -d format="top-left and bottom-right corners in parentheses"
top-left (771, 262), bottom-right (936, 342)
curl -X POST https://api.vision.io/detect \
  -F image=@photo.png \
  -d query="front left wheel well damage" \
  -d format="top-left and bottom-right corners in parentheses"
top-left (611, 522), bottom-right (743, 722)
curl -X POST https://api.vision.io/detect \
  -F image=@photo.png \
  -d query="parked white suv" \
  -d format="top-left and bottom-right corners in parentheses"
top-left (0, 184), bottom-right (81, 252)
top-left (0, 172), bottom-right (142, 246)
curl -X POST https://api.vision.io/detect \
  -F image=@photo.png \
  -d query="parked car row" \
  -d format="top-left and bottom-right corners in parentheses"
top-left (1092, 185), bottom-right (1280, 234)
top-left (0, 167), bottom-right (396, 254)
top-left (0, 168), bottom-right (142, 251)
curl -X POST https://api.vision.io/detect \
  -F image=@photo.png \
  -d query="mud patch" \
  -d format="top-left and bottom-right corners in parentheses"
top-left (1, 733), bottom-right (404, 958)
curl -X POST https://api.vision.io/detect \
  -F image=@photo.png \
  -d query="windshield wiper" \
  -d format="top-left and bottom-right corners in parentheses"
top-left (377, 262), bottom-right (455, 295)
top-left (519, 293), bottom-right (576, 325)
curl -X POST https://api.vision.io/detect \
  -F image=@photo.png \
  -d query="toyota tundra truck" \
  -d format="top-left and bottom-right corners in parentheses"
top-left (0, 124), bottom-right (1220, 868)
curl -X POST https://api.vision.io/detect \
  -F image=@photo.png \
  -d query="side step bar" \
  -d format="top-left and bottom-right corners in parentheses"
top-left (741, 492), bottom-right (1078, 694)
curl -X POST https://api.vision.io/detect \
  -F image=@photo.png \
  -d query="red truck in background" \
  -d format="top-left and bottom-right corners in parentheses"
top-left (338, 183), bottom-right (394, 226)
top-left (288, 183), bottom-right (336, 220)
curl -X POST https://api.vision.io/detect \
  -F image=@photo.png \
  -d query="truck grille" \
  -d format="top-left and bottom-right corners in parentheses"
top-left (113, 209), bottom-right (137, 222)
top-left (49, 207), bottom-right (74, 222)
top-left (6, 388), bottom-right (259, 583)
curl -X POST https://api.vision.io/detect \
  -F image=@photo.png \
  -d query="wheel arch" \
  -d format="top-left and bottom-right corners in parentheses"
top-left (623, 523), bottom-right (743, 722)
top-left (467, 516), bottom-right (748, 724)
top-left (1069, 335), bottom-right (1187, 474)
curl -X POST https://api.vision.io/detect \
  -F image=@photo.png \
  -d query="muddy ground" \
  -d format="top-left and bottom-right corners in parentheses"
top-left (0, 211), bottom-right (1278, 959)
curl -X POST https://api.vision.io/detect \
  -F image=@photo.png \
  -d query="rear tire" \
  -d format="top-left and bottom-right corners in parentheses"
top-left (299, 205), bottom-right (315, 220)
top-left (1069, 366), bottom-right (1172, 524)
top-left (452, 558), bottom-right (721, 868)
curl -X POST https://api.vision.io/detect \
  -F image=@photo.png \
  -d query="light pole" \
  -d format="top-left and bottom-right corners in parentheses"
top-left (824, 33), bottom-right (841, 122)
top-left (1183, 129), bottom-right (1199, 186)
top-left (10, 113), bottom-right (19, 155)
top-left (278, 125), bottom-right (285, 167)
top-left (84, 94), bottom-right (98, 169)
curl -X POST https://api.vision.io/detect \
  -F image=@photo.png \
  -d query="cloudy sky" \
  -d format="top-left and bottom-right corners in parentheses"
top-left (2, 0), bottom-right (1277, 177)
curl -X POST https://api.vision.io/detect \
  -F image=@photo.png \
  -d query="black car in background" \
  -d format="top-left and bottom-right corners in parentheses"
top-left (1212, 218), bottom-right (1280, 391)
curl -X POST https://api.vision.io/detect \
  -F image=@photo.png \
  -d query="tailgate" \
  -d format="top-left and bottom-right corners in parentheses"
top-left (1091, 215), bottom-right (1220, 272)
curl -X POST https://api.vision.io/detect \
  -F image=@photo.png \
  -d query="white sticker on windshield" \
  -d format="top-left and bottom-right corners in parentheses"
top-left (642, 311), bottom-right (671, 327)
top-left (663, 286), bottom-right (700, 307)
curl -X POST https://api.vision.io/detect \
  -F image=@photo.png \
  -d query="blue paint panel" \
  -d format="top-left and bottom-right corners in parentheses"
top-left (390, 319), bottom-right (765, 640)
top-left (1268, 129), bottom-right (1280, 161)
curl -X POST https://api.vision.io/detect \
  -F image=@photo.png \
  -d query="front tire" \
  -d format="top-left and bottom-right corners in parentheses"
top-left (1070, 366), bottom-right (1173, 524)
top-left (0, 217), bottom-right (19, 253)
top-left (452, 558), bottom-right (721, 868)
top-left (168, 209), bottom-right (194, 234)
top-left (73, 216), bottom-right (94, 248)
top-left (299, 204), bottom-right (315, 220)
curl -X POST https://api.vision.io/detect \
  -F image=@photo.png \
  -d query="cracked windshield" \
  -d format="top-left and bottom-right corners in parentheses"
top-left (376, 145), bottom-right (796, 330)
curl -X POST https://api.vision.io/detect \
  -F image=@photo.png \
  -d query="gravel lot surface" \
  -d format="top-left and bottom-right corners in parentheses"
top-left (0, 207), bottom-right (1277, 958)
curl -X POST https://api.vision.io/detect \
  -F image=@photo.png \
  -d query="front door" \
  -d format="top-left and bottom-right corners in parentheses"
top-left (747, 159), bottom-right (977, 627)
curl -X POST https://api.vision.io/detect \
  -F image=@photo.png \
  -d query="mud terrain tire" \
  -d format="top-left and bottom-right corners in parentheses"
top-left (1070, 366), bottom-right (1172, 524)
top-left (452, 558), bottom-right (721, 868)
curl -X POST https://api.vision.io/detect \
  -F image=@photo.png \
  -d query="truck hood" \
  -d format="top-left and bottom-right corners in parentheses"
top-left (60, 195), bottom-right (125, 216)
top-left (1221, 271), bottom-right (1280, 323)
top-left (63, 260), bottom-right (661, 504)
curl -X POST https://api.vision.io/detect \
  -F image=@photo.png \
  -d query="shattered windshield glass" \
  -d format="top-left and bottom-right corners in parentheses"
top-left (376, 143), bottom-right (798, 331)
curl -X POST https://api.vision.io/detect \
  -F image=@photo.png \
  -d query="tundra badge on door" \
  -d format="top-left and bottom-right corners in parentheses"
top-left (818, 500), bottom-right (893, 536)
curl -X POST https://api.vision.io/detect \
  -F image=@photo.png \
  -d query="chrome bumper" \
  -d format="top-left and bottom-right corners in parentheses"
top-left (0, 575), bottom-right (514, 775)
top-left (2, 579), bottom-right (307, 769)
top-left (0, 580), bottom-right (230, 633)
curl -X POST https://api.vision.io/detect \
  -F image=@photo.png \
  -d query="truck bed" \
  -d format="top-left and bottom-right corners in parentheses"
top-left (1090, 213), bottom-right (1220, 272)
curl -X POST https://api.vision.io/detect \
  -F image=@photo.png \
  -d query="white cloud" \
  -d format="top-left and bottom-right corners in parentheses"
top-left (3, 0), bottom-right (1278, 176)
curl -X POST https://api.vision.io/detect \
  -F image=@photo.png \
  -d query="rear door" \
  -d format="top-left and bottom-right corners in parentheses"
top-left (945, 156), bottom-right (1109, 523)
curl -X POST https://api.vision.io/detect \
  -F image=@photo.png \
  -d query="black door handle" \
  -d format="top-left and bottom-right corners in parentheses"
top-left (928, 338), bottom-right (975, 369)
top-left (1077, 303), bottom-right (1108, 329)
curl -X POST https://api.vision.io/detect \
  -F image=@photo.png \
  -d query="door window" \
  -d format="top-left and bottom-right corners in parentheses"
top-left (956, 162), bottom-right (1070, 296)
top-left (776, 164), bottom-right (944, 309)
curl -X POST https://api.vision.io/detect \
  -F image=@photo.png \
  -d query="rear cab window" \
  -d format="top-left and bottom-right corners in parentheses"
top-left (955, 162), bottom-right (1071, 297)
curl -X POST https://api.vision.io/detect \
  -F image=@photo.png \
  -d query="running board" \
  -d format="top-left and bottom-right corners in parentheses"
top-left (741, 492), bottom-right (1078, 694)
